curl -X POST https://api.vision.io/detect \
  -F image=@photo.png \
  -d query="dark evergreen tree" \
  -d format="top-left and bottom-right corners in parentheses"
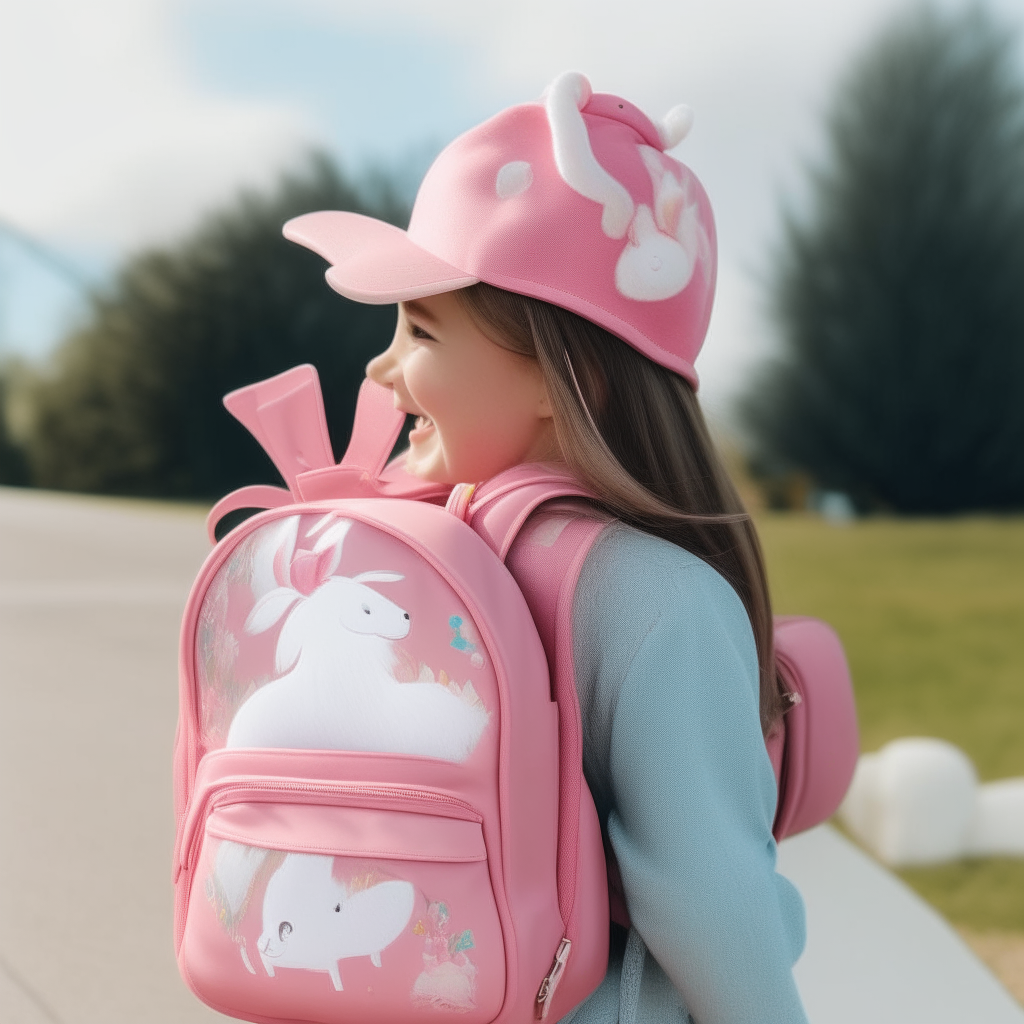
top-left (742, 6), bottom-right (1024, 512)
top-left (23, 155), bottom-right (407, 498)
top-left (0, 369), bottom-right (29, 486)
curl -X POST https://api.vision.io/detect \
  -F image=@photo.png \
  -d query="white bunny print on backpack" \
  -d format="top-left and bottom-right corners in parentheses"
top-left (225, 513), bottom-right (490, 762)
top-left (257, 854), bottom-right (415, 991)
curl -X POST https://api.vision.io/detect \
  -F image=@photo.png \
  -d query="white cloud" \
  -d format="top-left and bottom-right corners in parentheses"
top-left (3, 0), bottom-right (1021, 389)
top-left (0, 0), bottom-right (310, 251)
top-left (285, 0), bottom-right (910, 252)
top-left (6, 0), bottom-right (1022, 261)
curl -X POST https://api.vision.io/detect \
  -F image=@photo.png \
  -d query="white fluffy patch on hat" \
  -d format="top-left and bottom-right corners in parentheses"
top-left (495, 161), bottom-right (533, 198)
top-left (612, 147), bottom-right (712, 302)
top-left (545, 71), bottom-right (634, 239)
top-left (615, 205), bottom-right (696, 301)
top-left (640, 147), bottom-right (712, 279)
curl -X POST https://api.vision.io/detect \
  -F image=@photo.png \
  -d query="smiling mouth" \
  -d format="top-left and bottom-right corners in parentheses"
top-left (410, 414), bottom-right (435, 439)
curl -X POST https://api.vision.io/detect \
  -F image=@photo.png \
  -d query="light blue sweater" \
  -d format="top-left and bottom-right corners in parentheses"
top-left (564, 523), bottom-right (808, 1024)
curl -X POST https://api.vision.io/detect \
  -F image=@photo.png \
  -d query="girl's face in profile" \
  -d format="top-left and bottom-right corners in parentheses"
top-left (367, 291), bottom-right (559, 484)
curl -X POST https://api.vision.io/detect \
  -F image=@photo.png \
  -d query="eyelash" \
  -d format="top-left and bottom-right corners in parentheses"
top-left (410, 324), bottom-right (435, 341)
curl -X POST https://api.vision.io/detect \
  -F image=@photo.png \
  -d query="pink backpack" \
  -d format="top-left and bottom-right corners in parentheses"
top-left (173, 364), bottom-right (858, 1024)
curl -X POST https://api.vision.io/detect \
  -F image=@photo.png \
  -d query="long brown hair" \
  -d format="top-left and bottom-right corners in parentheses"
top-left (454, 282), bottom-right (785, 734)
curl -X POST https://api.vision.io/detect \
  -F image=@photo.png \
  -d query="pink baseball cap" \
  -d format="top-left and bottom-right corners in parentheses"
top-left (284, 71), bottom-right (716, 387)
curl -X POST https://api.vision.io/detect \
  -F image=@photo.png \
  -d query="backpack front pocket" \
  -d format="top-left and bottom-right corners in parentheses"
top-left (179, 781), bottom-right (505, 1024)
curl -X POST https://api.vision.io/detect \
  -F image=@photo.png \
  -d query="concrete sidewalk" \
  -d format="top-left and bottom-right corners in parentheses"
top-left (0, 487), bottom-right (225, 1023)
top-left (1, 486), bottom-right (1021, 1023)
top-left (780, 825), bottom-right (1024, 1022)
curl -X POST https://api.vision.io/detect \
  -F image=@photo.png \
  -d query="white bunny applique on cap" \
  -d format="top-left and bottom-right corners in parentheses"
top-left (543, 71), bottom-right (712, 302)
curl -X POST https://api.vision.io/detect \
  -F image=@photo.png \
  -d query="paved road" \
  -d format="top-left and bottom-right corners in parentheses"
top-left (0, 487), bottom-right (225, 1023)
top-left (2, 485), bottom-right (1021, 1024)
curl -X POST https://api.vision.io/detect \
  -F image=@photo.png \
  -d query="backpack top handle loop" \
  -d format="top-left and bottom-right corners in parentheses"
top-left (208, 368), bottom-right (427, 542)
top-left (222, 364), bottom-right (336, 494)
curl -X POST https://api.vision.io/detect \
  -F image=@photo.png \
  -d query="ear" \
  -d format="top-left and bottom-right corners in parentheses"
top-left (521, 356), bottom-right (553, 421)
top-left (305, 512), bottom-right (338, 539)
top-left (545, 70), bottom-right (634, 239)
top-left (658, 104), bottom-right (694, 150)
top-left (271, 517), bottom-right (300, 588)
top-left (311, 518), bottom-right (353, 577)
top-left (213, 842), bottom-right (269, 918)
top-left (301, 854), bottom-right (340, 890)
top-left (639, 145), bottom-right (686, 237)
top-left (351, 571), bottom-right (404, 584)
top-left (245, 587), bottom-right (302, 634)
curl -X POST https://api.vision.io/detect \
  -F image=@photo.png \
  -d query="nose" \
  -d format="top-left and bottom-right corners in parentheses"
top-left (365, 343), bottom-right (396, 387)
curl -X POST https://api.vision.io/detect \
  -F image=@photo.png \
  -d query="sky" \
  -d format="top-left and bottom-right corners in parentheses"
top-left (1, 0), bottom-right (1021, 422)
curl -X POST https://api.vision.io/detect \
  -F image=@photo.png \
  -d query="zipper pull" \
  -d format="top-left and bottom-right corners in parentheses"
top-left (535, 937), bottom-right (572, 1020)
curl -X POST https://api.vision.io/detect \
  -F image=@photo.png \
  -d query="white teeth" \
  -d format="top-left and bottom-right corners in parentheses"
top-left (415, 415), bottom-right (432, 429)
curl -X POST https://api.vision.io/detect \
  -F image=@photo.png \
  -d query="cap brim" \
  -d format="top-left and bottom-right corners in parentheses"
top-left (283, 211), bottom-right (479, 304)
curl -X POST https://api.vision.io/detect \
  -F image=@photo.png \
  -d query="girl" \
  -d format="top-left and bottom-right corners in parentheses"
top-left (285, 71), bottom-right (808, 1024)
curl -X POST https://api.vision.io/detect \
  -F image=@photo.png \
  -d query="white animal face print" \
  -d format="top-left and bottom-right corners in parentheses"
top-left (615, 204), bottom-right (694, 302)
top-left (329, 577), bottom-right (411, 637)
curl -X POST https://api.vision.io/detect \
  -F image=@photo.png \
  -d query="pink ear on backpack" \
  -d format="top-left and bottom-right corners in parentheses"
top-left (222, 366), bottom-right (406, 496)
top-left (223, 365), bottom-right (336, 492)
top-left (292, 377), bottom-right (409, 502)
top-left (208, 369), bottom-right (446, 542)
top-left (338, 377), bottom-right (407, 477)
top-left (287, 548), bottom-right (339, 596)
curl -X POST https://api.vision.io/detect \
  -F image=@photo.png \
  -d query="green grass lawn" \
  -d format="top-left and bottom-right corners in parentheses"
top-left (756, 513), bottom-right (1024, 930)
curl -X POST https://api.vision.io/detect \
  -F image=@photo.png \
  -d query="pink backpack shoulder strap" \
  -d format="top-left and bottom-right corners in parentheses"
top-left (208, 368), bottom-right (449, 541)
top-left (448, 463), bottom-right (599, 559)
top-left (445, 464), bottom-right (609, 713)
top-left (450, 465), bottom-right (613, 943)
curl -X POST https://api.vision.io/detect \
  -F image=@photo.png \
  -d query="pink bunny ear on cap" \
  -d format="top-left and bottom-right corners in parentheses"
top-left (283, 72), bottom-right (716, 389)
top-left (658, 105), bottom-right (694, 149)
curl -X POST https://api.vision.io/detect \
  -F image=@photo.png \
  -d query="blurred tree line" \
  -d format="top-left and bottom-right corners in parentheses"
top-left (743, 6), bottom-right (1024, 513)
top-left (0, 155), bottom-right (407, 498)
top-left (1, 5), bottom-right (1022, 512)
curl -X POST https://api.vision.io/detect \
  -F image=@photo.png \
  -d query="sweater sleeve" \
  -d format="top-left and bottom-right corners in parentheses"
top-left (574, 525), bottom-right (807, 1024)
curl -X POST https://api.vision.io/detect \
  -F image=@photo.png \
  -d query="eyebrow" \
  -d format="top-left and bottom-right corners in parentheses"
top-left (401, 299), bottom-right (439, 325)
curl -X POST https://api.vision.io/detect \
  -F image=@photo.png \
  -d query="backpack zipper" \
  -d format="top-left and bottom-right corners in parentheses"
top-left (178, 776), bottom-right (481, 881)
top-left (535, 937), bottom-right (572, 1019)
